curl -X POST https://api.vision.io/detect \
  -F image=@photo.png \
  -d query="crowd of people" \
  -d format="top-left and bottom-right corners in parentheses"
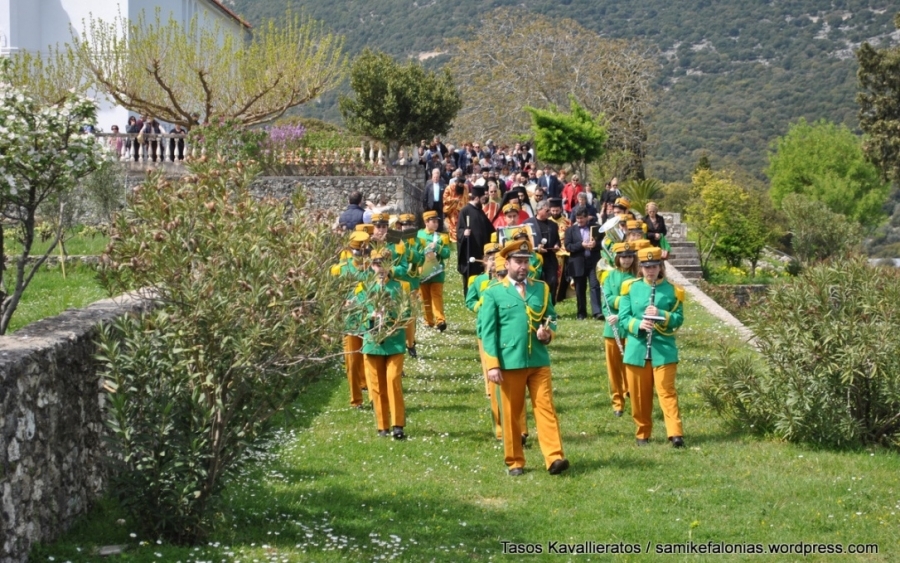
top-left (331, 149), bottom-right (686, 476)
top-left (98, 115), bottom-right (188, 162)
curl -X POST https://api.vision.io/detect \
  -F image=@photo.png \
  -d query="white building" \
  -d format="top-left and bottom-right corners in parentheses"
top-left (0, 0), bottom-right (250, 131)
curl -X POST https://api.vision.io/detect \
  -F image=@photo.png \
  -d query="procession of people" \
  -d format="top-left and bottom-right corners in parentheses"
top-left (329, 165), bottom-right (685, 475)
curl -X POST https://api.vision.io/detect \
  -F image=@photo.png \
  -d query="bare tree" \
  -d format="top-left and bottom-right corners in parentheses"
top-left (448, 10), bottom-right (658, 177)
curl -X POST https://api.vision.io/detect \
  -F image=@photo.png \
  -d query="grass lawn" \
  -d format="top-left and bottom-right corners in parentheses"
top-left (5, 263), bottom-right (106, 333)
top-left (31, 262), bottom-right (900, 562)
top-left (4, 227), bottom-right (110, 257)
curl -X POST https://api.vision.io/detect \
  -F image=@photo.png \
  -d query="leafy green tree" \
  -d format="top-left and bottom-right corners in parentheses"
top-left (338, 49), bottom-right (462, 159)
top-left (71, 10), bottom-right (347, 128)
top-left (0, 60), bottom-right (112, 333)
top-left (687, 169), bottom-right (774, 275)
top-left (97, 155), bottom-right (352, 543)
top-left (857, 13), bottom-right (900, 182)
top-left (766, 118), bottom-right (890, 227)
top-left (524, 97), bottom-right (608, 181)
top-left (780, 193), bottom-right (862, 265)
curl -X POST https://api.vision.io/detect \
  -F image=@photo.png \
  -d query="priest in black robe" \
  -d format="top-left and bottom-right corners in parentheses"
top-left (457, 185), bottom-right (495, 296)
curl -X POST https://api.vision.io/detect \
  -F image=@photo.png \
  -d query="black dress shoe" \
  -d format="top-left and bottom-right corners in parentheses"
top-left (521, 434), bottom-right (528, 447)
top-left (614, 410), bottom-right (623, 418)
top-left (636, 438), bottom-right (650, 446)
top-left (576, 315), bottom-right (586, 320)
top-left (377, 429), bottom-right (390, 437)
top-left (407, 345), bottom-right (417, 358)
top-left (593, 313), bottom-right (604, 320)
top-left (392, 426), bottom-right (406, 440)
top-left (436, 322), bottom-right (447, 332)
top-left (671, 436), bottom-right (685, 448)
top-left (548, 458), bottom-right (570, 475)
top-left (354, 404), bottom-right (366, 410)
top-left (508, 468), bottom-right (524, 477)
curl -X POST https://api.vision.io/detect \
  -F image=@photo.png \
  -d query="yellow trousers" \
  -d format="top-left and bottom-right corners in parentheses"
top-left (625, 361), bottom-right (683, 440)
top-left (604, 337), bottom-right (629, 412)
top-left (478, 339), bottom-right (520, 440)
top-left (343, 334), bottom-right (366, 407)
top-left (405, 290), bottom-right (419, 347)
top-left (499, 366), bottom-right (564, 470)
top-left (420, 281), bottom-right (445, 326)
top-left (364, 353), bottom-right (406, 430)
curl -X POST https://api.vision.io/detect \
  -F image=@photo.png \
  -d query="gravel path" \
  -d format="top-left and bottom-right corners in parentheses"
top-left (665, 263), bottom-right (758, 348)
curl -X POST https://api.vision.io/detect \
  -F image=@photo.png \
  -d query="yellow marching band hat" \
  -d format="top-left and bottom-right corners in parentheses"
top-left (502, 202), bottom-right (520, 214)
top-left (422, 210), bottom-right (439, 221)
top-left (499, 236), bottom-right (534, 260)
top-left (614, 197), bottom-right (632, 210)
top-left (354, 223), bottom-right (375, 235)
top-left (370, 247), bottom-right (393, 263)
top-left (398, 213), bottom-right (416, 224)
top-left (637, 245), bottom-right (664, 266)
top-left (371, 212), bottom-right (390, 225)
top-left (483, 241), bottom-right (502, 255)
top-left (613, 239), bottom-right (651, 256)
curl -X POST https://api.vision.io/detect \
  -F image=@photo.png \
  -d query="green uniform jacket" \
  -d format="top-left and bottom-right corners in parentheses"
top-left (331, 259), bottom-right (369, 335)
top-left (396, 236), bottom-right (424, 291)
top-left (416, 229), bottom-right (451, 284)
top-left (357, 277), bottom-right (411, 356)
top-left (480, 278), bottom-right (558, 371)
top-left (528, 253), bottom-right (543, 280)
top-left (466, 272), bottom-right (491, 313)
top-left (618, 278), bottom-right (685, 367)
top-left (600, 268), bottom-right (635, 339)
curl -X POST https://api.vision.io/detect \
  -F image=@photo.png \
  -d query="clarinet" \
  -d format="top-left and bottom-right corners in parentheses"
top-left (644, 279), bottom-right (657, 362)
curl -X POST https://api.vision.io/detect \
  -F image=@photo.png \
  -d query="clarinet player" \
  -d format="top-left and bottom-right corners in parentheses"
top-left (618, 246), bottom-right (686, 447)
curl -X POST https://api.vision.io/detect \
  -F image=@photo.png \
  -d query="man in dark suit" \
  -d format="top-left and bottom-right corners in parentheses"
top-left (524, 200), bottom-right (562, 303)
top-left (539, 166), bottom-right (563, 200)
top-left (423, 167), bottom-right (446, 231)
top-left (457, 185), bottom-right (495, 296)
top-left (564, 206), bottom-right (603, 320)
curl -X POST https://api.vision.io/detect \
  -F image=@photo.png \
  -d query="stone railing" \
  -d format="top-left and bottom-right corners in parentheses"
top-left (0, 293), bottom-right (154, 563)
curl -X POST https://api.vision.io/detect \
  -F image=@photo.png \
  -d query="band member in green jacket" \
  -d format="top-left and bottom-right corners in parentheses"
top-left (466, 240), bottom-right (503, 439)
top-left (417, 210), bottom-right (452, 331)
top-left (599, 240), bottom-right (645, 417)
top-left (618, 245), bottom-right (686, 448)
top-left (396, 213), bottom-right (423, 357)
top-left (331, 230), bottom-right (373, 408)
top-left (357, 248), bottom-right (413, 440)
top-left (481, 237), bottom-right (569, 476)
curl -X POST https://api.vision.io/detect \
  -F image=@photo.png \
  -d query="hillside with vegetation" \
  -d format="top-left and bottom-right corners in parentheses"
top-left (228, 0), bottom-right (899, 182)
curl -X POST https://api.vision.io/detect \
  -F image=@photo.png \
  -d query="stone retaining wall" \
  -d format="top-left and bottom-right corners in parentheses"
top-left (0, 293), bottom-right (153, 563)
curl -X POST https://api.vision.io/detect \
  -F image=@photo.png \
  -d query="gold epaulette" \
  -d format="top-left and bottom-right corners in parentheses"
top-left (621, 278), bottom-right (637, 295)
top-left (674, 284), bottom-right (685, 303)
top-left (440, 233), bottom-right (450, 245)
top-left (354, 282), bottom-right (365, 295)
top-left (398, 280), bottom-right (411, 294)
top-left (600, 270), bottom-right (610, 284)
top-left (330, 264), bottom-right (342, 277)
top-left (395, 241), bottom-right (406, 255)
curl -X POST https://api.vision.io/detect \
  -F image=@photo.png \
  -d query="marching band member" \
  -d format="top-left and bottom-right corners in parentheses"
top-left (466, 240), bottom-right (504, 440)
top-left (417, 210), bottom-right (451, 332)
top-left (481, 237), bottom-right (569, 476)
top-left (358, 248), bottom-right (413, 439)
top-left (370, 212), bottom-right (409, 279)
top-left (548, 198), bottom-right (571, 303)
top-left (600, 241), bottom-right (646, 417)
top-left (618, 246), bottom-right (686, 448)
top-left (331, 231), bottom-right (373, 408)
top-left (396, 213), bottom-right (423, 357)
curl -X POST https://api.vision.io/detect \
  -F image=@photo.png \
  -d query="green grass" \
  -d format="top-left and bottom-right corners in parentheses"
top-left (30, 260), bottom-right (900, 562)
top-left (4, 227), bottom-right (110, 256)
top-left (5, 263), bottom-right (106, 333)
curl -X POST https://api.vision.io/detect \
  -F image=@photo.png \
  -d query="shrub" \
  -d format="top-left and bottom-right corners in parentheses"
top-left (701, 257), bottom-right (900, 449)
top-left (781, 193), bottom-right (862, 264)
top-left (96, 157), bottom-right (354, 542)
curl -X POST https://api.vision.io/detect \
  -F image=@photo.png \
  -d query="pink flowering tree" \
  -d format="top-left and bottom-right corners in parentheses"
top-left (0, 60), bottom-right (112, 333)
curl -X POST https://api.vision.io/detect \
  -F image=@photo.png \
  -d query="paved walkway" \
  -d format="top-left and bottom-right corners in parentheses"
top-left (665, 263), bottom-right (758, 348)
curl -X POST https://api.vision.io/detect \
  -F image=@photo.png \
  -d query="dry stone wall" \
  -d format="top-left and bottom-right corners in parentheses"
top-left (0, 294), bottom-right (153, 563)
